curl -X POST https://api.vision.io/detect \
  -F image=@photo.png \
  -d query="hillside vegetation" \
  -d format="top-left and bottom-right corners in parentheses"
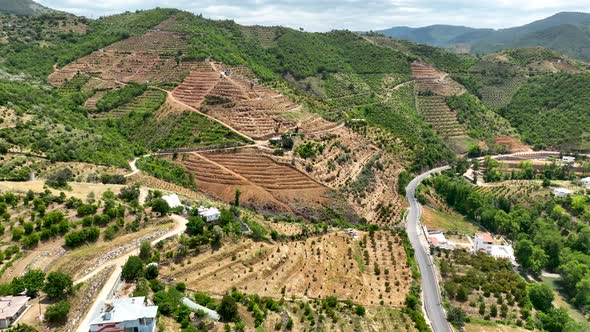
top-left (501, 73), bottom-right (590, 151)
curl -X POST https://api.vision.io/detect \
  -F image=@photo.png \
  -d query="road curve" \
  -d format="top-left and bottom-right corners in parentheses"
top-left (405, 166), bottom-right (452, 332)
top-left (74, 214), bottom-right (189, 332)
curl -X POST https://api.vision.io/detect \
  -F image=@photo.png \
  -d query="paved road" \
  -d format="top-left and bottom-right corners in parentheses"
top-left (405, 166), bottom-right (452, 332)
top-left (74, 214), bottom-right (189, 332)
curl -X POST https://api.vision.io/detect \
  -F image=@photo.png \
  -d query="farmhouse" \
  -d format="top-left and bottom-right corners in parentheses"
top-left (162, 194), bottom-right (184, 209)
top-left (552, 187), bottom-right (573, 198)
top-left (581, 177), bottom-right (590, 188)
top-left (197, 207), bottom-right (221, 222)
top-left (89, 297), bottom-right (157, 332)
top-left (473, 233), bottom-right (516, 265)
top-left (0, 296), bottom-right (29, 329)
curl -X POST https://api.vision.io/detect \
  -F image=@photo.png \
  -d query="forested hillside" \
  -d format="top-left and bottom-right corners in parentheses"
top-left (501, 73), bottom-right (590, 151)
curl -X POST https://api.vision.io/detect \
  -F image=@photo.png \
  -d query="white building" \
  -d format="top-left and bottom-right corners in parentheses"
top-left (89, 297), bottom-right (157, 332)
top-left (553, 187), bottom-right (573, 198)
top-left (162, 194), bottom-right (183, 209)
top-left (473, 232), bottom-right (516, 265)
top-left (581, 177), bottom-right (590, 188)
top-left (474, 233), bottom-right (494, 253)
top-left (197, 207), bottom-right (221, 222)
top-left (562, 156), bottom-right (576, 164)
top-left (428, 231), bottom-right (453, 250)
top-left (0, 296), bottom-right (29, 329)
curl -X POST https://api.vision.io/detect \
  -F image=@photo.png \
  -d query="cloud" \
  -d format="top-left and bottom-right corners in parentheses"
top-left (36, 0), bottom-right (590, 31)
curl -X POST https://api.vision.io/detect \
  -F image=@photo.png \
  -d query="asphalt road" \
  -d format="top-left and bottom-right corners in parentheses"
top-left (405, 166), bottom-right (452, 332)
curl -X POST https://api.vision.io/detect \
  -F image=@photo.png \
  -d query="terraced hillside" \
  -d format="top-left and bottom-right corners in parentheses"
top-left (179, 149), bottom-right (330, 217)
top-left (412, 62), bottom-right (468, 153)
top-left (89, 89), bottom-right (166, 120)
top-left (173, 66), bottom-right (301, 140)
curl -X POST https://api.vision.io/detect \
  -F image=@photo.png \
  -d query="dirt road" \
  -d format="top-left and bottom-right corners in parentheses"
top-left (74, 214), bottom-right (188, 332)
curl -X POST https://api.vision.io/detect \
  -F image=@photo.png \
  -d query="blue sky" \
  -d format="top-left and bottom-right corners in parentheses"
top-left (36, 0), bottom-right (590, 32)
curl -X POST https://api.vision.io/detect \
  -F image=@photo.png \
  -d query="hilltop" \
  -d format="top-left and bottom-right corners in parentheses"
top-left (378, 12), bottom-right (590, 62)
top-left (0, 0), bottom-right (59, 15)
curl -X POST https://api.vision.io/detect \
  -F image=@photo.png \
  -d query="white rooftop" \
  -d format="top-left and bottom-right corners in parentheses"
top-left (490, 245), bottom-right (516, 264)
top-left (0, 296), bottom-right (29, 320)
top-left (90, 297), bottom-right (157, 326)
top-left (197, 207), bottom-right (220, 217)
top-left (162, 194), bottom-right (183, 208)
top-left (553, 187), bottom-right (573, 194)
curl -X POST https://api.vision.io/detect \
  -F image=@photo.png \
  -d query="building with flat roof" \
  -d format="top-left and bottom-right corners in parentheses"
top-left (473, 232), bottom-right (516, 266)
top-left (0, 296), bottom-right (29, 329)
top-left (89, 297), bottom-right (157, 332)
top-left (197, 207), bottom-right (221, 222)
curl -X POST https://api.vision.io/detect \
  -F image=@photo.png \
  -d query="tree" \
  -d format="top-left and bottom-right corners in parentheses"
top-left (574, 275), bottom-right (590, 307)
top-left (22, 269), bottom-right (45, 296)
top-left (528, 283), bottom-right (554, 312)
top-left (45, 301), bottom-right (70, 324)
top-left (151, 198), bottom-right (170, 215)
top-left (218, 294), bottom-right (239, 322)
top-left (515, 239), bottom-right (547, 276)
top-left (447, 306), bottom-right (465, 328)
top-left (122, 256), bottom-right (144, 281)
top-left (355, 304), bottom-right (366, 316)
top-left (139, 240), bottom-right (152, 261)
top-left (43, 272), bottom-right (73, 301)
top-left (234, 188), bottom-right (241, 207)
top-left (539, 308), bottom-right (572, 332)
top-left (145, 264), bottom-right (159, 280)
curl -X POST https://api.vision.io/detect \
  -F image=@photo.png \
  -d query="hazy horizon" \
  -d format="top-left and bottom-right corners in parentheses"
top-left (35, 0), bottom-right (590, 32)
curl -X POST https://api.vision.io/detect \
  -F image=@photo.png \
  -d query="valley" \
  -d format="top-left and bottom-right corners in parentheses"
top-left (0, 4), bottom-right (588, 332)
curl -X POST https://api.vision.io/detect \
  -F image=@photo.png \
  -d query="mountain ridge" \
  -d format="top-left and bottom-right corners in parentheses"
top-left (0, 0), bottom-right (60, 16)
top-left (378, 11), bottom-right (590, 61)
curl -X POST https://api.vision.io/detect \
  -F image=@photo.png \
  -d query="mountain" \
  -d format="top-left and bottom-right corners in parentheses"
top-left (378, 12), bottom-right (590, 61)
top-left (0, 0), bottom-right (59, 15)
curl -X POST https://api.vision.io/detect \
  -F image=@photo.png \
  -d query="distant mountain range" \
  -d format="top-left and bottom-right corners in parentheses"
top-left (378, 12), bottom-right (590, 61)
top-left (0, 0), bottom-right (59, 16)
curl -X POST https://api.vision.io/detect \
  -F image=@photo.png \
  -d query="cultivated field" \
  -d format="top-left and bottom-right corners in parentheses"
top-left (163, 230), bottom-right (411, 307)
top-left (179, 149), bottom-right (329, 215)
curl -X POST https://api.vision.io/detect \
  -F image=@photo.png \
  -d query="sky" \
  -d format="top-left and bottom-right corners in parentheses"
top-left (36, 0), bottom-right (590, 32)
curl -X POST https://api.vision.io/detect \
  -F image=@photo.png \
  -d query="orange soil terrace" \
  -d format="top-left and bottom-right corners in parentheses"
top-left (174, 68), bottom-right (301, 139)
top-left (178, 149), bottom-right (329, 215)
top-left (164, 231), bottom-right (411, 307)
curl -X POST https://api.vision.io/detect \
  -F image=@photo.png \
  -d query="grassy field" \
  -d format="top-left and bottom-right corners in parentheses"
top-left (464, 322), bottom-right (529, 332)
top-left (541, 276), bottom-right (589, 324)
top-left (422, 206), bottom-right (479, 234)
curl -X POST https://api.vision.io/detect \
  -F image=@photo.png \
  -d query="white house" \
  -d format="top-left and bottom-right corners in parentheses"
top-left (473, 232), bottom-right (516, 265)
top-left (581, 177), bottom-right (590, 188)
top-left (553, 187), bottom-right (573, 198)
top-left (474, 233), bottom-right (494, 253)
top-left (0, 296), bottom-right (29, 329)
top-left (197, 207), bottom-right (221, 222)
top-left (89, 297), bottom-right (157, 332)
top-left (162, 194), bottom-right (183, 209)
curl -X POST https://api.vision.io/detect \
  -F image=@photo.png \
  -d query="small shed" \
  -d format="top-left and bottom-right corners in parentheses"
top-left (553, 187), bottom-right (573, 198)
top-left (181, 297), bottom-right (220, 321)
top-left (581, 177), bottom-right (590, 188)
